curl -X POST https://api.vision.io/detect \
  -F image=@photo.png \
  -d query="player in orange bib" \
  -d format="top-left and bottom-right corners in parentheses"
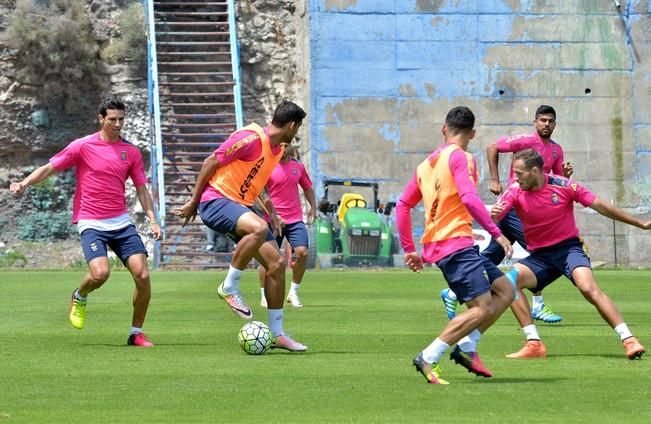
top-left (175, 101), bottom-right (308, 352)
top-left (396, 106), bottom-right (516, 384)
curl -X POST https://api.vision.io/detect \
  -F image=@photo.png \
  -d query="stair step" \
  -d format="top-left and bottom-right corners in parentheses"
top-left (156, 32), bottom-right (229, 36)
top-left (154, 2), bottom-right (228, 6)
top-left (165, 102), bottom-right (235, 107)
top-left (164, 113), bottom-right (235, 119)
top-left (162, 123), bottom-right (235, 128)
top-left (158, 71), bottom-right (232, 76)
top-left (158, 61), bottom-right (232, 66)
top-left (157, 51), bottom-right (231, 56)
top-left (161, 92), bottom-right (234, 97)
top-left (159, 81), bottom-right (233, 86)
top-left (155, 11), bottom-right (228, 16)
top-left (157, 41), bottom-right (230, 46)
top-left (155, 22), bottom-right (228, 26)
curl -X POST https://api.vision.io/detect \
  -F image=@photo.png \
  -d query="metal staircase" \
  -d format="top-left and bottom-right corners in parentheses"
top-left (145, 0), bottom-right (244, 269)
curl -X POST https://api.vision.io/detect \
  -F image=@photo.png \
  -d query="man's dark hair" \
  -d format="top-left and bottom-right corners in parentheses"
top-left (98, 97), bottom-right (126, 117)
top-left (271, 100), bottom-right (306, 126)
top-left (535, 104), bottom-right (556, 119)
top-left (513, 148), bottom-right (544, 170)
top-left (445, 106), bottom-right (475, 134)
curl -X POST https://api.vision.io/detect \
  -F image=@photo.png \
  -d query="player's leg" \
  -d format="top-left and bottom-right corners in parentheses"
top-left (506, 259), bottom-right (556, 359)
top-left (414, 247), bottom-right (492, 384)
top-left (111, 225), bottom-right (154, 347)
top-left (260, 229), bottom-right (284, 308)
top-left (199, 199), bottom-right (267, 320)
top-left (285, 222), bottom-right (309, 307)
top-left (124, 253), bottom-right (153, 347)
top-left (254, 241), bottom-right (307, 352)
top-left (570, 264), bottom-right (645, 359)
top-left (71, 230), bottom-right (112, 329)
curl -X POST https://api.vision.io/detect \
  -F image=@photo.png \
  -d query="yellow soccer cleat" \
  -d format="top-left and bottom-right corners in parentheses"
top-left (69, 290), bottom-right (87, 329)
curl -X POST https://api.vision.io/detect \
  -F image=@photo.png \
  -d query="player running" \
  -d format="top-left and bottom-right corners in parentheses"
top-left (495, 149), bottom-right (647, 360)
top-left (10, 97), bottom-right (161, 347)
top-left (174, 100), bottom-right (309, 352)
top-left (397, 106), bottom-right (516, 384)
top-left (441, 105), bottom-right (572, 323)
top-left (259, 145), bottom-right (316, 308)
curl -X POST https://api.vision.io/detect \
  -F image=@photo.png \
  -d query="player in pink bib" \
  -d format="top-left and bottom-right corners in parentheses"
top-left (441, 105), bottom-right (572, 323)
top-left (493, 149), bottom-right (649, 360)
top-left (259, 145), bottom-right (316, 308)
top-left (9, 97), bottom-right (161, 347)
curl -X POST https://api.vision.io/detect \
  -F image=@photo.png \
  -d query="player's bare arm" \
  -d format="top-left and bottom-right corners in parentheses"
top-left (590, 198), bottom-right (651, 230)
top-left (303, 186), bottom-right (317, 224)
top-left (9, 163), bottom-right (57, 195)
top-left (135, 185), bottom-right (162, 240)
top-left (403, 251), bottom-right (423, 273)
top-left (259, 189), bottom-right (283, 236)
top-left (486, 142), bottom-right (502, 195)
top-left (174, 154), bottom-right (220, 225)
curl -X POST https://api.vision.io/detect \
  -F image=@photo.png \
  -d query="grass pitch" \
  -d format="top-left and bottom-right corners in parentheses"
top-left (1, 269), bottom-right (650, 423)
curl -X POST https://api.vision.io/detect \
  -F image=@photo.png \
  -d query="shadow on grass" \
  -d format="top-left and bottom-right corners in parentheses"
top-left (474, 377), bottom-right (569, 384)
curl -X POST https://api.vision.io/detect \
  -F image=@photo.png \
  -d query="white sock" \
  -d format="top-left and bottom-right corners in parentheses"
top-left (531, 295), bottom-right (544, 310)
top-left (222, 266), bottom-right (244, 293)
top-left (129, 326), bottom-right (142, 335)
top-left (446, 289), bottom-right (457, 301)
top-left (290, 282), bottom-right (300, 295)
top-left (522, 324), bottom-right (541, 341)
top-left (260, 287), bottom-right (266, 300)
top-left (422, 338), bottom-right (450, 364)
top-left (267, 308), bottom-right (284, 337)
top-left (74, 289), bottom-right (87, 301)
top-left (458, 329), bottom-right (482, 352)
top-left (614, 323), bottom-right (633, 341)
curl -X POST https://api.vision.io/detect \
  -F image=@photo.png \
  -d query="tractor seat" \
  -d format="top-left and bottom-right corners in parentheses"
top-left (337, 193), bottom-right (367, 222)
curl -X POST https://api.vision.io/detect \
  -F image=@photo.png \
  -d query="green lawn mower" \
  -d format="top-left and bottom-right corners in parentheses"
top-left (313, 179), bottom-right (397, 267)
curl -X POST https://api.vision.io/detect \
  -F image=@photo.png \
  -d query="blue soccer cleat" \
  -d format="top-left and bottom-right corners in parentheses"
top-left (531, 304), bottom-right (562, 323)
top-left (440, 288), bottom-right (459, 320)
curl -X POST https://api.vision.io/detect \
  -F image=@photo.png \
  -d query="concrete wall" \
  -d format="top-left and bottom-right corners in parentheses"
top-left (308, 0), bottom-right (651, 266)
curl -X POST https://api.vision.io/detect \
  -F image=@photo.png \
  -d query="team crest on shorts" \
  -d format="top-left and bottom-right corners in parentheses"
top-left (551, 193), bottom-right (559, 204)
top-left (120, 151), bottom-right (127, 161)
top-left (90, 242), bottom-right (98, 252)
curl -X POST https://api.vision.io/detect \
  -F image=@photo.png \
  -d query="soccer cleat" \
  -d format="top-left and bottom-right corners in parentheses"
top-left (217, 282), bottom-right (253, 320)
top-left (127, 332), bottom-right (154, 348)
top-left (286, 292), bottom-right (303, 308)
top-left (506, 340), bottom-right (547, 359)
top-left (531, 304), bottom-right (563, 323)
top-left (449, 346), bottom-right (493, 378)
top-left (260, 296), bottom-right (268, 308)
top-left (69, 290), bottom-right (87, 329)
top-left (440, 288), bottom-right (459, 320)
top-left (412, 353), bottom-right (449, 384)
top-left (271, 334), bottom-right (308, 352)
top-left (622, 337), bottom-right (645, 360)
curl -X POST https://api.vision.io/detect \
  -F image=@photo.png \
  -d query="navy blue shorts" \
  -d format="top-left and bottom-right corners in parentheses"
top-left (276, 221), bottom-right (309, 250)
top-left (80, 225), bottom-right (147, 264)
top-left (199, 198), bottom-right (274, 243)
top-left (436, 246), bottom-right (505, 304)
top-left (481, 209), bottom-right (528, 265)
top-left (519, 238), bottom-right (591, 292)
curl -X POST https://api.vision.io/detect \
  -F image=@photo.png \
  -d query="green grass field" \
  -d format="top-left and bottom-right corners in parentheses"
top-left (1, 269), bottom-right (650, 423)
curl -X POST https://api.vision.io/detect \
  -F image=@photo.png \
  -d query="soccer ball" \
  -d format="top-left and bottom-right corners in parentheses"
top-left (238, 321), bottom-right (272, 355)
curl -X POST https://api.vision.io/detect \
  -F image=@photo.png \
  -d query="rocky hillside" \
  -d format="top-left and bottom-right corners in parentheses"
top-left (0, 0), bottom-right (306, 268)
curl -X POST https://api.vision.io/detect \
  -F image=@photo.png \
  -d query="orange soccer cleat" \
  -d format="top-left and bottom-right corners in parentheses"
top-left (506, 340), bottom-right (547, 359)
top-left (623, 337), bottom-right (645, 360)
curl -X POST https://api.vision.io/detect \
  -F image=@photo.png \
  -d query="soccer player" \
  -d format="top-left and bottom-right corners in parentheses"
top-left (397, 106), bottom-right (516, 384)
top-left (441, 105), bottom-right (572, 323)
top-left (494, 149), bottom-right (647, 359)
top-left (259, 144), bottom-right (316, 308)
top-left (9, 97), bottom-right (162, 347)
top-left (174, 100), bottom-right (309, 352)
